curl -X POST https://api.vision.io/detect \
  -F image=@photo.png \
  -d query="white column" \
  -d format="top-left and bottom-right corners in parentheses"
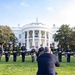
top-left (45, 31), bottom-right (47, 47)
top-left (22, 32), bottom-right (25, 43)
top-left (24, 32), bottom-right (25, 43)
top-left (32, 30), bottom-right (35, 46)
top-left (48, 32), bottom-right (50, 47)
top-left (39, 30), bottom-right (41, 48)
top-left (27, 31), bottom-right (29, 50)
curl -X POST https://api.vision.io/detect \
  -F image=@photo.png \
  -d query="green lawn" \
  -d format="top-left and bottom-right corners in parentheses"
top-left (0, 55), bottom-right (75, 75)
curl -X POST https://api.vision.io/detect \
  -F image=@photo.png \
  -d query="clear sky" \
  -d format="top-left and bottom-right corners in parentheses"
top-left (0, 0), bottom-right (75, 27)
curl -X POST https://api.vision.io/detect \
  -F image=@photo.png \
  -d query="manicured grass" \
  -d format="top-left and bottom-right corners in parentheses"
top-left (0, 55), bottom-right (75, 75)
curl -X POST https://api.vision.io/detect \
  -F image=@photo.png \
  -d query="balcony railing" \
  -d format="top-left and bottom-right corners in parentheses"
top-left (25, 36), bottom-right (48, 38)
top-left (41, 36), bottom-right (45, 38)
top-left (35, 36), bottom-right (39, 37)
top-left (29, 36), bottom-right (33, 38)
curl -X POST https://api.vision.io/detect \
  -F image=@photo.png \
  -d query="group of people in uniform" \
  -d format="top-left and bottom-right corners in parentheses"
top-left (30, 44), bottom-right (44, 62)
top-left (0, 43), bottom-right (27, 62)
top-left (50, 44), bottom-right (72, 62)
top-left (0, 42), bottom-right (73, 62)
top-left (0, 43), bottom-right (45, 62)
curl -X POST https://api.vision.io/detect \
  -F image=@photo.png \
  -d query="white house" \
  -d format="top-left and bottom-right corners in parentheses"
top-left (11, 21), bottom-right (58, 50)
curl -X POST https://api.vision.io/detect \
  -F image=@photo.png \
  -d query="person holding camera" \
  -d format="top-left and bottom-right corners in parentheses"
top-left (37, 47), bottom-right (60, 75)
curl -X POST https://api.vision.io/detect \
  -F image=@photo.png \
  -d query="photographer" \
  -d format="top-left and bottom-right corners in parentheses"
top-left (37, 47), bottom-right (60, 75)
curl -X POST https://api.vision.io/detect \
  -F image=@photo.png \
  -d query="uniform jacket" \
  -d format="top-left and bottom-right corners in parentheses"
top-left (13, 47), bottom-right (18, 51)
top-left (66, 47), bottom-right (71, 52)
top-left (0, 47), bottom-right (2, 51)
top-left (31, 49), bottom-right (36, 54)
top-left (21, 46), bottom-right (26, 51)
top-left (4, 47), bottom-right (10, 51)
top-left (57, 47), bottom-right (62, 52)
top-left (37, 53), bottom-right (60, 75)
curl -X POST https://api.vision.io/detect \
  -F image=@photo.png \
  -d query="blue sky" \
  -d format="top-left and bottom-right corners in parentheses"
top-left (0, 0), bottom-right (75, 27)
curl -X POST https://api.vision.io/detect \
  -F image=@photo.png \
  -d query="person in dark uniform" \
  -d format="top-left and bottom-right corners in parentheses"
top-left (37, 47), bottom-right (60, 75)
top-left (50, 44), bottom-right (54, 52)
top-left (57, 44), bottom-right (62, 62)
top-left (4, 44), bottom-right (10, 62)
top-left (30, 46), bottom-right (36, 62)
top-left (35, 46), bottom-right (39, 57)
top-left (66, 45), bottom-right (71, 62)
top-left (21, 43), bottom-right (27, 62)
top-left (38, 44), bottom-right (44, 56)
top-left (0, 44), bottom-right (2, 61)
top-left (13, 44), bottom-right (18, 62)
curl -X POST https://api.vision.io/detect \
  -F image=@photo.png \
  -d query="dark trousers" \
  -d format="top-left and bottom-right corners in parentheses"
top-left (13, 53), bottom-right (17, 62)
top-left (67, 54), bottom-right (70, 62)
top-left (5, 54), bottom-right (9, 62)
top-left (58, 53), bottom-right (62, 62)
top-left (31, 56), bottom-right (35, 62)
top-left (22, 53), bottom-right (25, 62)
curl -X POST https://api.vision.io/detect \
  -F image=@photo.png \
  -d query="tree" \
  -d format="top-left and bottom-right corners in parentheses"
top-left (54, 24), bottom-right (74, 50)
top-left (0, 25), bottom-right (17, 45)
top-left (10, 33), bottom-right (18, 47)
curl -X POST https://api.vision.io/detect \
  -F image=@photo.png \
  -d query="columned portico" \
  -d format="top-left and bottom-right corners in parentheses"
top-left (11, 22), bottom-right (51, 50)
top-left (24, 30), bottom-right (51, 50)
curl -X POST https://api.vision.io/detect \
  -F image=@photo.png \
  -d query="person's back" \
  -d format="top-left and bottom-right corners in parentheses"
top-left (37, 47), bottom-right (60, 75)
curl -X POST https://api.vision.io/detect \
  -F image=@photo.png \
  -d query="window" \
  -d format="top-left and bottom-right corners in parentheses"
top-left (47, 34), bottom-right (48, 39)
top-left (25, 32), bottom-right (27, 38)
top-left (35, 33), bottom-right (38, 37)
top-left (30, 42), bottom-right (32, 48)
top-left (47, 43), bottom-right (48, 46)
top-left (41, 34), bottom-right (44, 38)
top-left (19, 42), bottom-right (21, 47)
top-left (29, 31), bottom-right (32, 38)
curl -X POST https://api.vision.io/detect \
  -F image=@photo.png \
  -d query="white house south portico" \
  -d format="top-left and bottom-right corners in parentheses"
top-left (11, 21), bottom-right (51, 50)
